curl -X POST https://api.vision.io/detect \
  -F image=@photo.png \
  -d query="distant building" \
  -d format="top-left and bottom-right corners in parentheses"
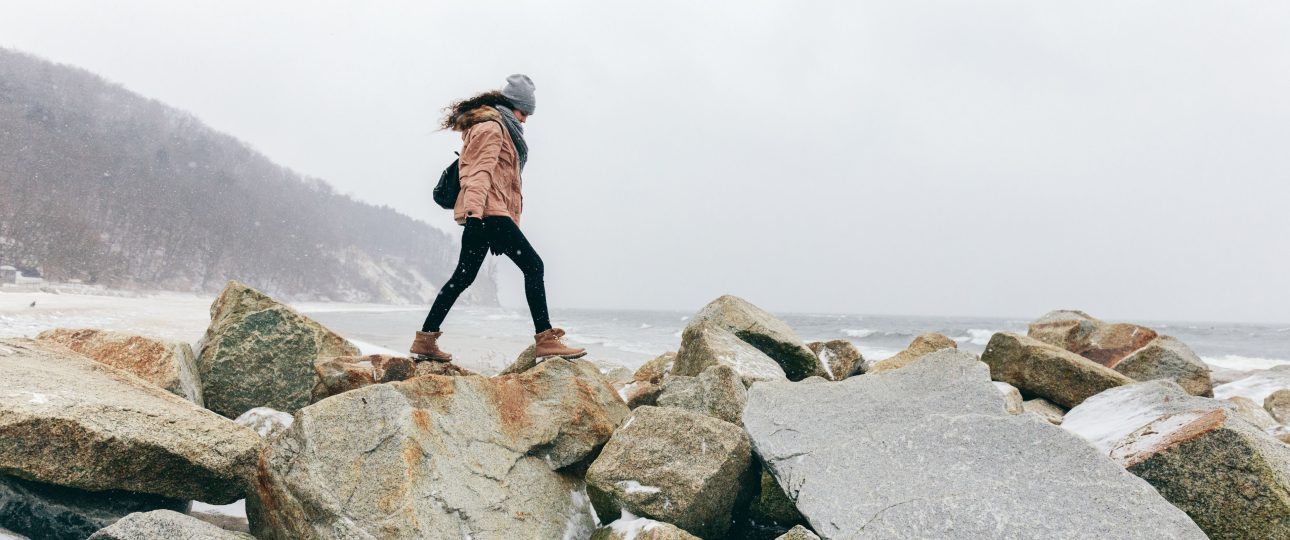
top-left (0, 266), bottom-right (16, 285)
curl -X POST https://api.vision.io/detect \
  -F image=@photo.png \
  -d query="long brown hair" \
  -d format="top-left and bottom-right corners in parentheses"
top-left (440, 90), bottom-right (515, 131)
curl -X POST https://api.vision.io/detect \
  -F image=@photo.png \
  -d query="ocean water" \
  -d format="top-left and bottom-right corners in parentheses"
top-left (302, 306), bottom-right (1290, 372)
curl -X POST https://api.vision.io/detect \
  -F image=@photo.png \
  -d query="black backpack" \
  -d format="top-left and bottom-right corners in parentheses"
top-left (432, 151), bottom-right (460, 210)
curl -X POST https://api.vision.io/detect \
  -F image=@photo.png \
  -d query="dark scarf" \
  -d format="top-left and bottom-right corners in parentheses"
top-left (494, 105), bottom-right (528, 172)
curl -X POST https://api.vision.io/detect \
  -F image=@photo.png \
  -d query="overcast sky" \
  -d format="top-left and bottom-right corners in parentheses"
top-left (2, 1), bottom-right (1288, 323)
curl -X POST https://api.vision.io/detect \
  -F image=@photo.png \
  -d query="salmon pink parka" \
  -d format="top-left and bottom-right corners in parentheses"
top-left (452, 107), bottom-right (523, 226)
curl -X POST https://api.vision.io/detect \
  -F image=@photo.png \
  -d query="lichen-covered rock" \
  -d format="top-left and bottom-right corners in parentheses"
top-left (1114, 336), bottom-right (1213, 397)
top-left (589, 512), bottom-right (701, 539)
top-left (806, 340), bottom-right (863, 380)
top-left (776, 525), bottom-right (821, 540)
top-left (1109, 408), bottom-right (1290, 540)
top-left (656, 364), bottom-right (747, 425)
top-left (1023, 398), bottom-right (1066, 424)
top-left (982, 332), bottom-right (1134, 408)
top-left (87, 509), bottom-right (253, 540)
top-left (1027, 310), bottom-right (1158, 367)
top-left (674, 321), bottom-right (786, 386)
top-left (35, 328), bottom-right (203, 405)
top-left (0, 474), bottom-right (189, 540)
top-left (586, 406), bottom-right (753, 539)
top-left (748, 467), bottom-right (805, 528)
top-left (253, 358), bottom-right (626, 539)
top-left (197, 281), bottom-right (359, 418)
top-left (865, 333), bottom-right (958, 374)
top-left (744, 350), bottom-right (1206, 539)
top-left (0, 338), bottom-right (261, 504)
top-left (688, 295), bottom-right (823, 380)
top-left (1268, 389), bottom-right (1290, 424)
top-left (994, 381), bottom-right (1024, 414)
top-left (233, 407), bottom-right (294, 439)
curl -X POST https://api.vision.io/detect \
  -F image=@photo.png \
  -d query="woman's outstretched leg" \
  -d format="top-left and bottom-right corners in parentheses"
top-left (491, 218), bottom-right (583, 359)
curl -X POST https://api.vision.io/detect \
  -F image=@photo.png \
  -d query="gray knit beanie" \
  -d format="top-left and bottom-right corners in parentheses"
top-left (501, 74), bottom-right (536, 115)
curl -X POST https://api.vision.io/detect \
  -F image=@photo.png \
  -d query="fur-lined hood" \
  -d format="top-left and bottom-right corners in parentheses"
top-left (450, 106), bottom-right (502, 132)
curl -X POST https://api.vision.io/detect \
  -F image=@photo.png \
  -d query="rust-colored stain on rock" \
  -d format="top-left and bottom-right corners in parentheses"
top-left (411, 409), bottom-right (433, 433)
top-left (487, 375), bottom-right (532, 435)
top-left (1112, 408), bottom-right (1227, 468)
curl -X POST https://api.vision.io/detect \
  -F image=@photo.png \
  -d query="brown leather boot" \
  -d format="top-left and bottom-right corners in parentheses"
top-left (533, 328), bottom-right (587, 359)
top-left (409, 331), bottom-right (452, 361)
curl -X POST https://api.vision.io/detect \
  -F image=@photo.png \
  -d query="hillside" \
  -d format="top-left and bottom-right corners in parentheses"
top-left (0, 48), bottom-right (496, 305)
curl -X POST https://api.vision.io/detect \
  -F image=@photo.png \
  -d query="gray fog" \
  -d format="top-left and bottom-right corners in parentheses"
top-left (3, 1), bottom-right (1287, 323)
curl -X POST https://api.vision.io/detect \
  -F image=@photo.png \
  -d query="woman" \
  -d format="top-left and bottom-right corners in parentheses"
top-left (410, 74), bottom-right (586, 362)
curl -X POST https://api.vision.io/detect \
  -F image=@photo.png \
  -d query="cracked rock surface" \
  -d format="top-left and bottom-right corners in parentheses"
top-left (252, 358), bottom-right (626, 539)
top-left (743, 349), bottom-right (1206, 539)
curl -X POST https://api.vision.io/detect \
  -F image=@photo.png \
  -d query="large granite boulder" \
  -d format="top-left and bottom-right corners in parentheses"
top-left (590, 513), bottom-right (701, 540)
top-left (1111, 408), bottom-right (1290, 539)
top-left (87, 509), bottom-right (253, 540)
top-left (688, 295), bottom-right (823, 380)
top-left (865, 333), bottom-right (958, 374)
top-left (674, 321), bottom-right (786, 386)
top-left (253, 358), bottom-right (625, 539)
top-left (1228, 396), bottom-right (1282, 431)
top-left (0, 475), bottom-right (189, 540)
top-left (586, 406), bottom-right (753, 539)
top-left (743, 350), bottom-right (1207, 539)
top-left (806, 340), bottom-right (863, 380)
top-left (634, 352), bottom-right (677, 383)
top-left (981, 332), bottom-right (1134, 408)
top-left (1065, 381), bottom-right (1290, 539)
top-left (1027, 310), bottom-right (1158, 367)
top-left (656, 364), bottom-right (747, 425)
top-left (1113, 335), bottom-right (1213, 397)
top-left (197, 281), bottom-right (359, 418)
top-left (0, 338), bottom-right (261, 504)
top-left (35, 328), bottom-right (203, 405)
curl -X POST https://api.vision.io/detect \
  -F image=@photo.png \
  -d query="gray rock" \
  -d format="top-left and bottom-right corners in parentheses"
top-left (1063, 380), bottom-right (1227, 453)
top-left (197, 281), bottom-right (359, 418)
top-left (806, 340), bottom-right (864, 380)
top-left (589, 515), bottom-right (701, 540)
top-left (1267, 389), bottom-right (1290, 424)
top-left (674, 321), bottom-right (786, 386)
top-left (1228, 396), bottom-right (1281, 431)
top-left (1022, 398), bottom-right (1066, 424)
top-left (743, 350), bottom-right (1207, 539)
top-left (1113, 336), bottom-right (1213, 397)
top-left (35, 328), bottom-right (203, 405)
top-left (0, 338), bottom-right (261, 504)
top-left (688, 295), bottom-right (823, 380)
top-left (657, 364), bottom-right (747, 425)
top-left (776, 525), bottom-right (821, 540)
top-left (499, 344), bottom-right (539, 375)
top-left (586, 406), bottom-right (753, 539)
top-left (1109, 407), bottom-right (1290, 540)
top-left (993, 381), bottom-right (1024, 414)
top-left (866, 333), bottom-right (958, 374)
top-left (88, 509), bottom-right (252, 539)
top-left (0, 474), bottom-right (189, 540)
top-left (253, 358), bottom-right (624, 539)
top-left (1027, 310), bottom-right (1158, 367)
top-left (982, 332), bottom-right (1134, 408)
top-left (633, 352), bottom-right (677, 384)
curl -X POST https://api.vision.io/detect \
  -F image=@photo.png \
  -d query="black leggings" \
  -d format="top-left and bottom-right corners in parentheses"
top-left (421, 216), bottom-right (552, 334)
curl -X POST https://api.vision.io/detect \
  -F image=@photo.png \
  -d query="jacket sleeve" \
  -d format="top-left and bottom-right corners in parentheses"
top-left (457, 122), bottom-right (505, 219)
